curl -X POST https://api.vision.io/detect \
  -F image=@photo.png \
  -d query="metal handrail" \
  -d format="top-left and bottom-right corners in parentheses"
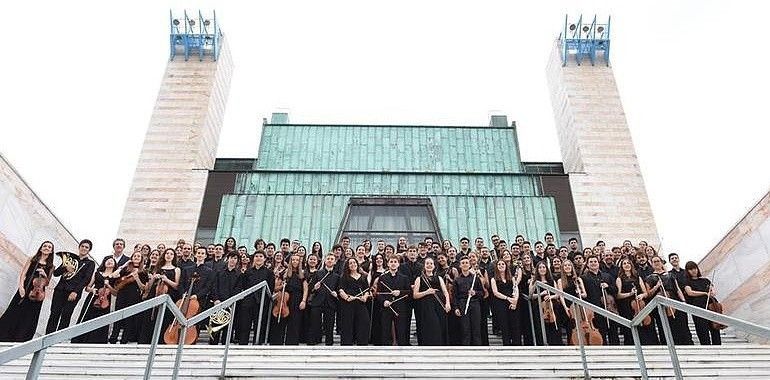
top-left (0, 294), bottom-right (183, 379)
top-left (535, 280), bottom-right (770, 380)
top-left (168, 281), bottom-right (270, 380)
top-left (0, 280), bottom-right (270, 380)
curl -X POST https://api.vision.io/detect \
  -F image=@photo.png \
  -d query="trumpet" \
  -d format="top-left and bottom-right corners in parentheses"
top-left (206, 307), bottom-right (232, 335)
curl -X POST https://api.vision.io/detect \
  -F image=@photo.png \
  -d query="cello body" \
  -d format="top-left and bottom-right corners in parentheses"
top-left (707, 296), bottom-right (728, 330)
top-left (164, 275), bottom-right (201, 345)
top-left (569, 302), bottom-right (603, 346)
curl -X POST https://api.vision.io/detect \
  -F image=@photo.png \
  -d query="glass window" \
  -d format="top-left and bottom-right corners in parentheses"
top-left (339, 199), bottom-right (441, 247)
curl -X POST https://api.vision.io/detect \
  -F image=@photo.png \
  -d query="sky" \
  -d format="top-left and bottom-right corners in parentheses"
top-left (1, 1), bottom-right (768, 263)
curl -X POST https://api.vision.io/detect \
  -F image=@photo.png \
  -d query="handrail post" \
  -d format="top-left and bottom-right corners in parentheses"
top-left (25, 348), bottom-right (46, 380)
top-left (220, 305), bottom-right (237, 379)
top-left (263, 288), bottom-right (272, 345)
top-left (171, 324), bottom-right (188, 380)
top-left (572, 304), bottom-right (590, 379)
top-left (657, 305), bottom-right (683, 380)
top-left (630, 325), bottom-right (648, 380)
top-left (144, 304), bottom-right (167, 379)
top-left (526, 296), bottom-right (536, 345)
top-left (536, 287), bottom-right (548, 346)
top-left (255, 287), bottom-right (266, 345)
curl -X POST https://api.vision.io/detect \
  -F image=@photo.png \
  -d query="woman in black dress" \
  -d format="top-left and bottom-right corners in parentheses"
top-left (0, 241), bottom-right (54, 342)
top-left (270, 254), bottom-right (307, 345)
top-left (684, 261), bottom-right (721, 345)
top-left (72, 257), bottom-right (117, 343)
top-left (516, 253), bottom-right (534, 345)
top-left (413, 257), bottom-right (451, 346)
top-left (615, 257), bottom-right (657, 345)
top-left (530, 260), bottom-right (562, 345)
top-left (338, 258), bottom-right (372, 345)
top-left (139, 248), bottom-right (180, 343)
top-left (301, 254), bottom-right (320, 343)
top-left (368, 253), bottom-right (386, 345)
top-left (557, 260), bottom-right (586, 342)
top-left (108, 252), bottom-right (148, 344)
top-left (490, 259), bottom-right (519, 345)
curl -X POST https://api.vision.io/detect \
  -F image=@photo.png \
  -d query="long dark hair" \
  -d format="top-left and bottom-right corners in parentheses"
top-left (684, 261), bottom-right (701, 279)
top-left (31, 241), bottom-right (55, 272)
top-left (311, 241), bottom-right (323, 257)
top-left (343, 257), bottom-right (361, 277)
top-left (534, 260), bottom-right (554, 285)
top-left (618, 257), bottom-right (639, 281)
top-left (155, 248), bottom-right (177, 273)
top-left (493, 259), bottom-right (512, 283)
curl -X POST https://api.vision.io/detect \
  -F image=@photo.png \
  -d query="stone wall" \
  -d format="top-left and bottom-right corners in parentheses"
top-left (0, 153), bottom-right (79, 337)
top-left (546, 40), bottom-right (660, 248)
top-left (116, 39), bottom-right (233, 247)
top-left (698, 190), bottom-right (770, 343)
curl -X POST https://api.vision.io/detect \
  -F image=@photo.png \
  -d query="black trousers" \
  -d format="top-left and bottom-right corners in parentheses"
top-left (46, 289), bottom-right (80, 334)
top-left (693, 315), bottom-right (721, 345)
top-left (381, 307), bottom-right (409, 345)
top-left (516, 297), bottom-right (534, 345)
top-left (671, 310), bottom-right (694, 345)
top-left (235, 299), bottom-right (269, 345)
top-left (494, 301), bottom-right (520, 346)
top-left (309, 305), bottom-right (336, 345)
top-left (340, 301), bottom-right (370, 345)
top-left (460, 301), bottom-right (482, 345)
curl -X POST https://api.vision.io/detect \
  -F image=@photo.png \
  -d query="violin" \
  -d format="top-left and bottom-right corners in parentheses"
top-left (164, 274), bottom-right (201, 345)
top-left (155, 273), bottom-right (169, 296)
top-left (272, 275), bottom-right (291, 321)
top-left (114, 268), bottom-right (139, 291)
top-left (631, 287), bottom-right (652, 326)
top-left (601, 286), bottom-right (618, 314)
top-left (658, 278), bottom-right (675, 318)
top-left (541, 290), bottom-right (557, 324)
top-left (705, 285), bottom-right (727, 330)
top-left (24, 264), bottom-right (48, 303)
top-left (569, 291), bottom-right (603, 346)
top-left (93, 277), bottom-right (112, 309)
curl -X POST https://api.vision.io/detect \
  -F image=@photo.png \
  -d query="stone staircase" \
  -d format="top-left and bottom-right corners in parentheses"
top-left (1, 344), bottom-right (769, 379)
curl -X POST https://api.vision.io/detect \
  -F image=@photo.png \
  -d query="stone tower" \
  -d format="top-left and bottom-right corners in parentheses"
top-left (546, 16), bottom-right (660, 248)
top-left (117, 11), bottom-right (233, 246)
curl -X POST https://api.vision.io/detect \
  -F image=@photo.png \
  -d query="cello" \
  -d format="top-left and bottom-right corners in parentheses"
top-left (569, 291), bottom-right (603, 346)
top-left (164, 273), bottom-right (201, 345)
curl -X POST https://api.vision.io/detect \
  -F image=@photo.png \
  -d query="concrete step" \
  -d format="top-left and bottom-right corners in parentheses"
top-left (1, 344), bottom-right (770, 379)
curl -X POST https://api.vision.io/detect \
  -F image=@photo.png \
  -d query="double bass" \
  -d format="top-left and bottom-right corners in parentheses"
top-left (569, 292), bottom-right (603, 345)
top-left (164, 273), bottom-right (201, 345)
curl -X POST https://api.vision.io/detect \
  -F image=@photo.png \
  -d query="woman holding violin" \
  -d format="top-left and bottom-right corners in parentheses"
top-left (72, 257), bottom-right (117, 343)
top-left (646, 255), bottom-right (693, 345)
top-left (108, 251), bottom-right (148, 344)
top-left (269, 254), bottom-right (308, 345)
top-left (615, 257), bottom-right (658, 345)
top-left (557, 259), bottom-right (585, 341)
top-left (413, 257), bottom-right (451, 346)
top-left (530, 260), bottom-right (562, 345)
top-left (139, 248), bottom-right (180, 343)
top-left (490, 259), bottom-right (519, 345)
top-left (683, 261), bottom-right (722, 345)
top-left (339, 257), bottom-right (373, 345)
top-left (0, 241), bottom-right (54, 342)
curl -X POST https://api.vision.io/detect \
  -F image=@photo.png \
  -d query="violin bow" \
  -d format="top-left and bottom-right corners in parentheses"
top-left (600, 286), bottom-right (610, 330)
top-left (378, 278), bottom-right (400, 316)
top-left (658, 277), bottom-right (675, 319)
top-left (547, 289), bottom-right (558, 330)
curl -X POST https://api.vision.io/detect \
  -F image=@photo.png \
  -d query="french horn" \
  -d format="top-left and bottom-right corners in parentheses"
top-left (207, 307), bottom-right (232, 335)
top-left (56, 251), bottom-right (81, 280)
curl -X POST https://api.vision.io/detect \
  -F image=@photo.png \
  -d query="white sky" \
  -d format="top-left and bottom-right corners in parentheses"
top-left (1, 1), bottom-right (768, 263)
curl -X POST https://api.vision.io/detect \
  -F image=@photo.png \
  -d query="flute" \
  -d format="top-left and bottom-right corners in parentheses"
top-left (463, 271), bottom-right (478, 315)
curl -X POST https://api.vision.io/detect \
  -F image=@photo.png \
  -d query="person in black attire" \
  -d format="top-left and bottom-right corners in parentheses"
top-left (635, 251), bottom-right (652, 280)
top-left (108, 252), bottom-right (149, 343)
top-left (615, 257), bottom-right (658, 345)
top-left (490, 259), bottom-right (519, 345)
top-left (529, 261), bottom-right (562, 345)
top-left (208, 244), bottom-right (227, 273)
top-left (210, 252), bottom-right (241, 345)
top-left (599, 250), bottom-right (619, 280)
top-left (377, 256), bottom-right (411, 345)
top-left (270, 254), bottom-right (308, 345)
top-left (516, 253), bottom-right (535, 345)
top-left (646, 255), bottom-right (693, 345)
top-left (581, 255), bottom-right (619, 345)
top-left (235, 251), bottom-right (274, 345)
top-left (46, 239), bottom-right (96, 334)
top-left (177, 243), bottom-right (196, 272)
top-left (667, 253), bottom-right (694, 345)
top-left (0, 241), bottom-right (55, 342)
top-left (180, 247), bottom-right (213, 340)
top-left (338, 258), bottom-right (372, 345)
top-left (138, 248), bottom-right (181, 344)
top-left (308, 253), bottom-right (340, 345)
top-left (453, 257), bottom-right (485, 345)
top-left (667, 253), bottom-right (688, 292)
top-left (73, 256), bottom-right (118, 343)
top-left (398, 245), bottom-right (422, 344)
top-left (412, 257), bottom-right (451, 346)
top-left (683, 261), bottom-right (721, 345)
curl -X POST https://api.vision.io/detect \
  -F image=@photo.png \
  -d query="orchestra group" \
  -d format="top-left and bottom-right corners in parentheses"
top-left (0, 233), bottom-right (725, 348)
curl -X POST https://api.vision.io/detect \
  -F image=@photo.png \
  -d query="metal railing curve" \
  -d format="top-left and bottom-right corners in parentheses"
top-left (0, 280), bottom-right (269, 380)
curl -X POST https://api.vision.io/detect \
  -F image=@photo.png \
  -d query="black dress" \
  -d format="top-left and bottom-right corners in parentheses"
top-left (516, 268), bottom-right (534, 345)
top-left (0, 261), bottom-right (52, 342)
top-left (417, 274), bottom-right (447, 346)
top-left (685, 277), bottom-right (721, 345)
top-left (492, 278), bottom-right (519, 345)
top-left (72, 272), bottom-right (116, 343)
top-left (339, 273), bottom-right (371, 345)
top-left (369, 269), bottom-right (385, 345)
top-left (139, 268), bottom-right (179, 344)
top-left (617, 276), bottom-right (657, 345)
top-left (270, 274), bottom-right (305, 345)
top-left (109, 269), bottom-right (149, 344)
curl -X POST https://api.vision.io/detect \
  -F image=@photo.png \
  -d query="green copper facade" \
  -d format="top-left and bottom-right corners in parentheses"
top-left (214, 115), bottom-right (560, 246)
